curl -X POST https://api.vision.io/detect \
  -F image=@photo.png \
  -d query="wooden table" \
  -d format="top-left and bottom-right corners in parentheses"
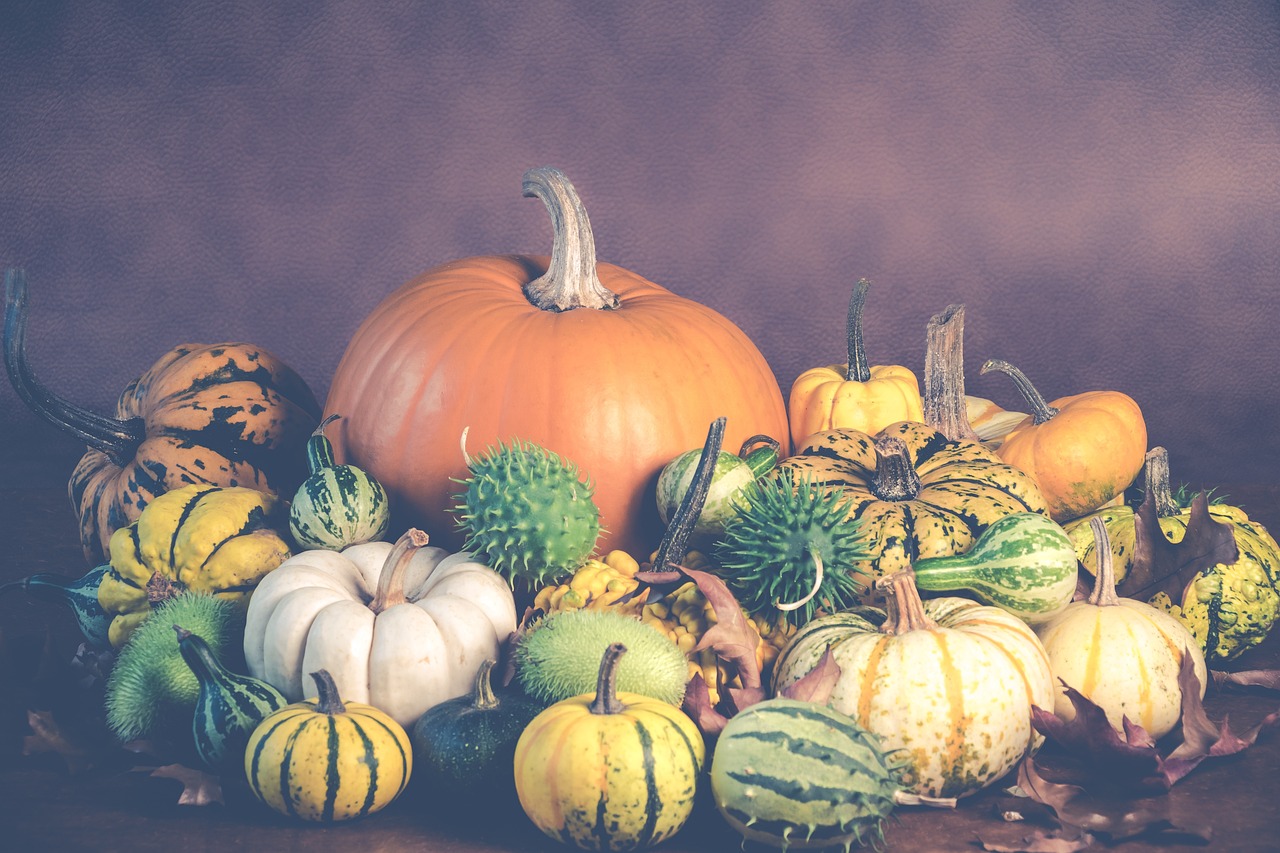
top-left (3, 436), bottom-right (1279, 852)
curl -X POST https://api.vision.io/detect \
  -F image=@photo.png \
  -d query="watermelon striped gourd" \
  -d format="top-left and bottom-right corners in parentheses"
top-left (711, 699), bottom-right (901, 852)
top-left (1, 565), bottom-right (114, 648)
top-left (288, 414), bottom-right (390, 550)
top-left (245, 669), bottom-right (412, 822)
top-left (174, 625), bottom-right (286, 776)
top-left (912, 512), bottom-right (1078, 624)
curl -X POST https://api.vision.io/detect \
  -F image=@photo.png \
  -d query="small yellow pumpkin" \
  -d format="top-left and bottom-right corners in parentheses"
top-left (788, 279), bottom-right (923, 451)
top-left (514, 642), bottom-right (705, 851)
top-left (245, 669), bottom-right (411, 822)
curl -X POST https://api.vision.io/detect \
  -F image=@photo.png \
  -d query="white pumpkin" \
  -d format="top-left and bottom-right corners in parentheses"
top-left (1035, 517), bottom-right (1207, 739)
top-left (770, 569), bottom-right (1055, 799)
top-left (243, 528), bottom-right (517, 727)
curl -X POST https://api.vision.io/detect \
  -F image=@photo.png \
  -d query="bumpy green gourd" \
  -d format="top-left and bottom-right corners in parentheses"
top-left (515, 609), bottom-right (688, 707)
top-left (105, 594), bottom-right (240, 742)
top-left (912, 512), bottom-right (1078, 624)
top-left (711, 699), bottom-right (901, 852)
top-left (453, 435), bottom-right (601, 589)
top-left (716, 472), bottom-right (869, 626)
top-left (289, 413), bottom-right (390, 550)
top-left (1, 565), bottom-right (113, 648)
top-left (174, 625), bottom-right (287, 775)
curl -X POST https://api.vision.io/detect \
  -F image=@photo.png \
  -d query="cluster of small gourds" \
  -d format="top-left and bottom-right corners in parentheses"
top-left (5, 164), bottom-right (1280, 852)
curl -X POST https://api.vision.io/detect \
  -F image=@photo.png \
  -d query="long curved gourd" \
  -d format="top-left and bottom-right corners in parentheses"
top-left (3, 269), bottom-right (320, 563)
top-left (323, 168), bottom-right (788, 556)
top-left (243, 529), bottom-right (517, 728)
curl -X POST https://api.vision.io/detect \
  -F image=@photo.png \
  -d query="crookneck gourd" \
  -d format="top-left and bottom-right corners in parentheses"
top-left (4, 269), bottom-right (320, 563)
top-left (775, 421), bottom-right (1049, 585)
top-left (98, 483), bottom-right (293, 648)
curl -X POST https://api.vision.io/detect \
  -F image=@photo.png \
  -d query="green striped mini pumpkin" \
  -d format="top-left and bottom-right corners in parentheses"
top-left (245, 669), bottom-right (412, 822)
top-left (288, 414), bottom-right (390, 550)
top-left (711, 699), bottom-right (900, 852)
top-left (175, 626), bottom-right (286, 776)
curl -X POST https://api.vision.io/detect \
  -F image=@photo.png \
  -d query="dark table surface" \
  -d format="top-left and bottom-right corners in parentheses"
top-left (2, 434), bottom-right (1279, 852)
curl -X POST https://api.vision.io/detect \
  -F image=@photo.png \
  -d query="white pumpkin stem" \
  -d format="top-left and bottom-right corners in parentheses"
top-left (371, 528), bottom-right (431, 613)
top-left (1086, 517), bottom-right (1122, 606)
top-left (980, 359), bottom-right (1059, 425)
top-left (877, 569), bottom-right (939, 633)
top-left (776, 551), bottom-right (824, 612)
top-left (521, 167), bottom-right (621, 313)
top-left (923, 303), bottom-right (980, 442)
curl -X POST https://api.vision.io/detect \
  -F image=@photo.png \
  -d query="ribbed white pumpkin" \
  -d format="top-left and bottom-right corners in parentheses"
top-left (1035, 517), bottom-right (1207, 739)
top-left (770, 570), bottom-right (1054, 799)
top-left (243, 529), bottom-right (517, 728)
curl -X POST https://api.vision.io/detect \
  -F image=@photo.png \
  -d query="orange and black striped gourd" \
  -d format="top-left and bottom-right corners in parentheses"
top-left (245, 669), bottom-right (412, 822)
top-left (3, 269), bottom-right (321, 563)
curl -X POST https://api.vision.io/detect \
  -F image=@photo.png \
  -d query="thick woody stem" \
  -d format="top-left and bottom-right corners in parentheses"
top-left (923, 304), bottom-right (980, 442)
top-left (1086, 517), bottom-right (1121, 607)
top-left (310, 669), bottom-right (347, 716)
top-left (877, 570), bottom-right (939, 633)
top-left (371, 528), bottom-right (431, 612)
top-left (980, 359), bottom-right (1059, 425)
top-left (871, 436), bottom-right (922, 501)
top-left (1142, 447), bottom-right (1179, 519)
top-left (470, 659), bottom-right (500, 711)
top-left (845, 279), bottom-right (872, 382)
top-left (588, 642), bottom-right (629, 715)
top-left (521, 167), bottom-right (621, 312)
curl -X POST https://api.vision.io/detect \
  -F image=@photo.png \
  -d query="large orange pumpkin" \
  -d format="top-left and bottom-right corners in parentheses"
top-left (324, 168), bottom-right (788, 557)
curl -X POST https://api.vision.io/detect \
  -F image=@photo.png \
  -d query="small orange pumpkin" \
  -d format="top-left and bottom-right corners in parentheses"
top-left (980, 358), bottom-right (1146, 522)
top-left (324, 168), bottom-right (788, 556)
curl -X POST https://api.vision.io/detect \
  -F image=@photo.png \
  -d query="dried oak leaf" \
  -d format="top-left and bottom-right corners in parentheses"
top-left (1030, 688), bottom-right (1162, 789)
top-left (1211, 668), bottom-right (1280, 691)
top-left (777, 645), bottom-right (841, 704)
top-left (21, 709), bottom-right (94, 774)
top-left (681, 672), bottom-right (728, 736)
top-left (1119, 490), bottom-right (1238, 603)
top-left (142, 763), bottom-right (225, 806)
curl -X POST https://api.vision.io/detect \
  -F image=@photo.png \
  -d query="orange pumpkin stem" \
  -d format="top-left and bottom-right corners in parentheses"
top-left (4, 268), bottom-right (146, 466)
top-left (310, 669), bottom-right (348, 716)
top-left (1086, 517), bottom-right (1121, 607)
top-left (844, 279), bottom-right (873, 383)
top-left (589, 642), bottom-right (629, 716)
top-left (923, 303), bottom-right (980, 442)
top-left (877, 570), bottom-right (939, 633)
top-left (371, 528), bottom-right (431, 613)
top-left (871, 436), bottom-right (922, 501)
top-left (1142, 447), bottom-right (1179, 519)
top-left (980, 359), bottom-right (1059, 425)
top-left (520, 167), bottom-right (621, 313)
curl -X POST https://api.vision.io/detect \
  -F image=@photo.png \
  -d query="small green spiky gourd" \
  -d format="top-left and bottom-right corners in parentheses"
top-left (105, 593), bottom-right (240, 743)
top-left (717, 472), bottom-right (869, 626)
top-left (453, 435), bottom-right (601, 589)
top-left (514, 609), bottom-right (689, 707)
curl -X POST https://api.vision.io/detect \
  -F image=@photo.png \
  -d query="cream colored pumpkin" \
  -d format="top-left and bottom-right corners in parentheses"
top-left (1035, 517), bottom-right (1206, 739)
top-left (243, 529), bottom-right (517, 728)
top-left (770, 570), bottom-right (1054, 799)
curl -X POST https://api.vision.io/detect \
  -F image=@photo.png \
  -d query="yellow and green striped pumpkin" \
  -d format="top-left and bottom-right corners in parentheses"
top-left (771, 571), bottom-right (1055, 799)
top-left (97, 483), bottom-right (293, 647)
top-left (245, 669), bottom-right (412, 822)
top-left (514, 643), bottom-right (705, 852)
top-left (775, 421), bottom-right (1049, 585)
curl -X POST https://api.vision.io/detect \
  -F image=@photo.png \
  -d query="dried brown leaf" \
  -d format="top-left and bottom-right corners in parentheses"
top-left (1211, 668), bottom-right (1280, 691)
top-left (778, 645), bottom-right (842, 704)
top-left (21, 708), bottom-right (93, 774)
top-left (676, 564), bottom-right (763, 691)
top-left (1121, 490), bottom-right (1238, 603)
top-left (680, 672), bottom-right (728, 736)
top-left (1030, 690), bottom-right (1160, 787)
top-left (147, 763), bottom-right (224, 806)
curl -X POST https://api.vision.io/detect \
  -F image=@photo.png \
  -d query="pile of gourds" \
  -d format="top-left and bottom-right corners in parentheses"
top-left (5, 166), bottom-right (1279, 852)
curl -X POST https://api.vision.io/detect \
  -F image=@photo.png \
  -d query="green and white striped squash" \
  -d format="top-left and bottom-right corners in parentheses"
top-left (656, 435), bottom-right (779, 545)
top-left (245, 669), bottom-right (412, 822)
top-left (1, 565), bottom-right (114, 648)
top-left (711, 698), bottom-right (900, 852)
top-left (912, 512), bottom-right (1078, 624)
top-left (771, 571), bottom-right (1054, 799)
top-left (289, 414), bottom-right (390, 550)
top-left (174, 625), bottom-right (287, 776)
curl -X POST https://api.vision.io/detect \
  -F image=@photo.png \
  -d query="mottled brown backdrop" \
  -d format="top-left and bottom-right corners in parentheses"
top-left (2, 1), bottom-right (1278, 499)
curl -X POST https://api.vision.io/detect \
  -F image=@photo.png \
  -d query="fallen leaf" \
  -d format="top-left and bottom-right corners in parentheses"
top-left (1121, 490), bottom-right (1238, 603)
top-left (978, 827), bottom-right (1095, 853)
top-left (675, 564), bottom-right (764, 692)
top-left (21, 709), bottom-right (94, 774)
top-left (1211, 668), bottom-right (1280, 691)
top-left (778, 645), bottom-right (841, 704)
top-left (680, 672), bottom-right (727, 736)
top-left (145, 763), bottom-right (224, 806)
top-left (1030, 688), bottom-right (1161, 788)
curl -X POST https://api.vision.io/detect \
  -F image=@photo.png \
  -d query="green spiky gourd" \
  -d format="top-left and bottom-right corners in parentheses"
top-left (453, 437), bottom-right (601, 589)
top-left (105, 593), bottom-right (240, 743)
top-left (711, 699), bottom-right (901, 852)
top-left (716, 472), bottom-right (869, 626)
top-left (514, 609), bottom-right (689, 707)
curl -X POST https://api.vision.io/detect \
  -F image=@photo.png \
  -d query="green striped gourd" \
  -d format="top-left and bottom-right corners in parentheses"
top-left (245, 669), bottom-right (412, 822)
top-left (912, 512), bottom-right (1078, 624)
top-left (288, 414), bottom-right (390, 550)
top-left (174, 625), bottom-right (286, 776)
top-left (1, 565), bottom-right (113, 648)
top-left (656, 434), bottom-right (780, 545)
top-left (711, 699), bottom-right (901, 852)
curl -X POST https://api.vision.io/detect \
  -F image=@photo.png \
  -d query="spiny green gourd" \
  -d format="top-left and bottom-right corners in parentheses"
top-left (514, 609), bottom-right (689, 707)
top-left (105, 593), bottom-right (240, 742)
top-left (452, 432), bottom-right (601, 589)
top-left (711, 699), bottom-right (903, 852)
top-left (716, 472), bottom-right (869, 626)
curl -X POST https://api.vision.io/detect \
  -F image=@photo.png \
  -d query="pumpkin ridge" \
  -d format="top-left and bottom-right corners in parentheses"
top-left (632, 720), bottom-right (663, 850)
top-left (322, 716), bottom-right (342, 822)
top-left (358, 707), bottom-right (411, 798)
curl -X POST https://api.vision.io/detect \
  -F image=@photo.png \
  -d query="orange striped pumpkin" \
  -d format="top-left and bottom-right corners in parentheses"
top-left (770, 570), bottom-right (1054, 799)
